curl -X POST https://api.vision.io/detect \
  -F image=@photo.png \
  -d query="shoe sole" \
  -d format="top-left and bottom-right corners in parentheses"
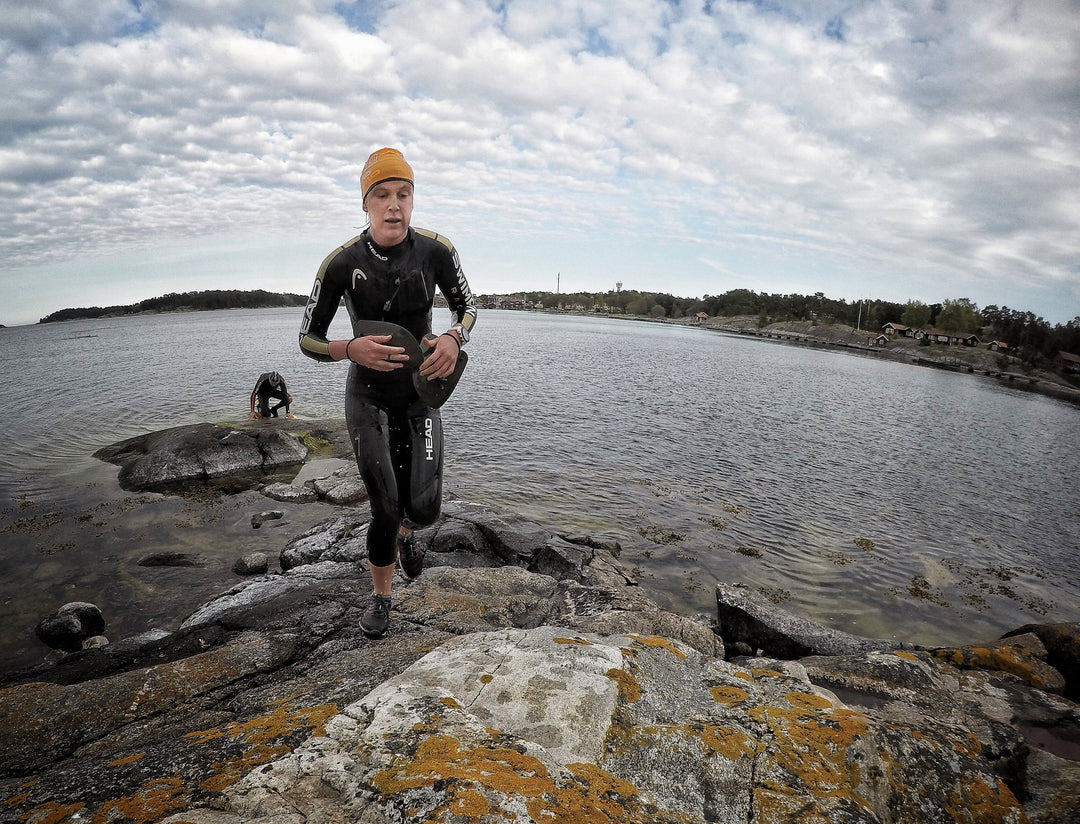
top-left (360, 622), bottom-right (387, 638)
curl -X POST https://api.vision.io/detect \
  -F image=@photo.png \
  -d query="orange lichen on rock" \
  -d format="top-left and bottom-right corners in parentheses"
top-left (933, 645), bottom-right (1051, 690)
top-left (784, 691), bottom-right (835, 711)
top-left (12, 703), bottom-right (335, 824)
top-left (108, 753), bottom-right (146, 767)
top-left (200, 743), bottom-right (292, 793)
top-left (954, 731), bottom-right (983, 759)
top-left (752, 785), bottom-right (838, 823)
top-left (553, 636), bottom-right (593, 645)
top-left (606, 667), bottom-right (642, 703)
top-left (371, 731), bottom-right (691, 824)
top-left (187, 701), bottom-right (338, 793)
top-left (943, 775), bottom-right (1030, 824)
top-left (751, 668), bottom-right (785, 678)
top-left (623, 634), bottom-right (688, 658)
top-left (186, 701), bottom-right (337, 747)
top-left (701, 724), bottom-right (759, 761)
top-left (15, 801), bottom-right (86, 824)
top-left (710, 685), bottom-right (750, 705)
top-left (85, 777), bottom-right (188, 824)
top-left (749, 700), bottom-right (870, 809)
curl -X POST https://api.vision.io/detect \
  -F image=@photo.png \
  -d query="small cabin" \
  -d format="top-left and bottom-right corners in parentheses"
top-left (882, 322), bottom-right (911, 337)
top-left (1055, 351), bottom-right (1080, 374)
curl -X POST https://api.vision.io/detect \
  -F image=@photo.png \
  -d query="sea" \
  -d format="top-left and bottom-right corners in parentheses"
top-left (2, 307), bottom-right (1078, 673)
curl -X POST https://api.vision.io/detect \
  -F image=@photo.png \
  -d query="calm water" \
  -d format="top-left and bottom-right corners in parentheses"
top-left (2, 308), bottom-right (1078, 671)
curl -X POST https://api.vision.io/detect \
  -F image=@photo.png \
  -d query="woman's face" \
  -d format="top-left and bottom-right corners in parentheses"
top-left (364, 180), bottom-right (413, 247)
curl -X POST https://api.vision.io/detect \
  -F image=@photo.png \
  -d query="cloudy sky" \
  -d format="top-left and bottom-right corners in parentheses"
top-left (1, 0), bottom-right (1077, 327)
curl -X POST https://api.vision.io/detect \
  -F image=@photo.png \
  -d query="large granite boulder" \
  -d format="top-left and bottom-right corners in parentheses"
top-left (178, 625), bottom-right (1079, 823)
top-left (93, 422), bottom-right (310, 491)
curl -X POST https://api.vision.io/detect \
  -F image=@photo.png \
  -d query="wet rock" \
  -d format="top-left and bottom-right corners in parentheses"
top-left (1003, 622), bottom-right (1080, 702)
top-left (715, 582), bottom-right (898, 658)
top-left (279, 512), bottom-right (369, 571)
top-left (261, 481), bottom-right (318, 503)
top-left (0, 631), bottom-right (296, 776)
top-left (311, 466), bottom-right (367, 504)
top-left (138, 551), bottom-right (209, 567)
top-left (250, 510), bottom-right (284, 528)
top-left (34, 602), bottom-right (105, 652)
top-left (233, 552), bottom-right (270, 576)
top-left (93, 423), bottom-right (309, 492)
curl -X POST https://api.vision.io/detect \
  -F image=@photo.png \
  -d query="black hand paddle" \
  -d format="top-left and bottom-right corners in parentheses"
top-left (353, 321), bottom-right (467, 408)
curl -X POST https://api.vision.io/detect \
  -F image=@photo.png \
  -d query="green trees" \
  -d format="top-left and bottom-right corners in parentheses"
top-left (901, 300), bottom-right (932, 329)
top-left (40, 290), bottom-right (306, 323)
top-left (935, 298), bottom-right (982, 333)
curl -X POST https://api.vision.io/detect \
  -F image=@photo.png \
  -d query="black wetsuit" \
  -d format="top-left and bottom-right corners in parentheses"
top-left (298, 227), bottom-right (477, 566)
top-left (250, 373), bottom-right (290, 417)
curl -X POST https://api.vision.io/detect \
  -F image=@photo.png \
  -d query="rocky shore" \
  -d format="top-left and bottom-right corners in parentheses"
top-left (2, 420), bottom-right (1078, 823)
top-left (693, 315), bottom-right (1080, 407)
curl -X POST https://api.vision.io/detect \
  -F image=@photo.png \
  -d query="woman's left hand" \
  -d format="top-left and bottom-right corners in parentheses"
top-left (418, 333), bottom-right (460, 380)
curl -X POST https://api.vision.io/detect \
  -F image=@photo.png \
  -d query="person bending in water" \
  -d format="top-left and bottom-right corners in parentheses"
top-left (298, 147), bottom-right (477, 638)
top-left (249, 371), bottom-right (293, 419)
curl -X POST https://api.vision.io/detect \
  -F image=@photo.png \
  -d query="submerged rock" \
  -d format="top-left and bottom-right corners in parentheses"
top-left (715, 581), bottom-right (898, 658)
top-left (34, 601), bottom-right (105, 652)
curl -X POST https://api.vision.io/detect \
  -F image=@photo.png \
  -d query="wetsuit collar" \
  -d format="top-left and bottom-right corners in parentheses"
top-left (364, 226), bottom-right (412, 258)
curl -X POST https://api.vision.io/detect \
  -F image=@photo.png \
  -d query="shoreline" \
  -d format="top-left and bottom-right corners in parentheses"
top-left (573, 309), bottom-right (1080, 407)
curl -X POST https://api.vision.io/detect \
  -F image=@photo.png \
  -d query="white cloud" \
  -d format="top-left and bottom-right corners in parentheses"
top-left (0, 0), bottom-right (1077, 326)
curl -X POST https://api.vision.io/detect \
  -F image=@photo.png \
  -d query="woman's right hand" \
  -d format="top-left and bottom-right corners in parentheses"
top-left (342, 335), bottom-right (407, 371)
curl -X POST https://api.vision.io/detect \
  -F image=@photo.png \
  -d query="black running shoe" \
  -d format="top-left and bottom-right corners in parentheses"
top-left (398, 531), bottom-right (425, 579)
top-left (360, 594), bottom-right (391, 638)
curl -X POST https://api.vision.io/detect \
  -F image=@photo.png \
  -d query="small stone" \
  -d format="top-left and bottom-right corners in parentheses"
top-left (35, 602), bottom-right (105, 652)
top-left (252, 510), bottom-right (285, 528)
top-left (233, 552), bottom-right (270, 576)
top-left (262, 482), bottom-right (318, 503)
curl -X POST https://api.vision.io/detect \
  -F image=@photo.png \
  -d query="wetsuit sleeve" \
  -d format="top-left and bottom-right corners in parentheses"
top-left (299, 243), bottom-right (353, 362)
top-left (417, 228), bottom-right (477, 339)
top-left (250, 377), bottom-right (264, 413)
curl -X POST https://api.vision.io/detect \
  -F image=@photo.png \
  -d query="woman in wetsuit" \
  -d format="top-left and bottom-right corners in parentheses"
top-left (298, 148), bottom-right (477, 638)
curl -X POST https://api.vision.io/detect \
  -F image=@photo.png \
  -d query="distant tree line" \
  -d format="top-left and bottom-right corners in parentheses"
top-left (39, 290), bottom-right (308, 323)
top-left (497, 288), bottom-right (1080, 369)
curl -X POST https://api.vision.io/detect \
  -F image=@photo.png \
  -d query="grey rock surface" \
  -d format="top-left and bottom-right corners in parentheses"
top-left (4, 422), bottom-right (1078, 823)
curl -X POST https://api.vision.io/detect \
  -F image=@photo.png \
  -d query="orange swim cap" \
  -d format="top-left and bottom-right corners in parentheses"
top-left (361, 148), bottom-right (414, 198)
